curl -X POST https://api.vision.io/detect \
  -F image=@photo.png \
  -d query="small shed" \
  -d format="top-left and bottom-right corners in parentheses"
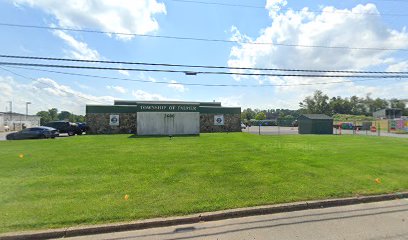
top-left (298, 114), bottom-right (333, 134)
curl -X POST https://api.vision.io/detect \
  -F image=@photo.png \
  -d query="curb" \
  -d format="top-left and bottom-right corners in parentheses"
top-left (1, 192), bottom-right (407, 240)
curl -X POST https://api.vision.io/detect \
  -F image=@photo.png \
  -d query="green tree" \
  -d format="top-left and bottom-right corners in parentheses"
top-left (241, 108), bottom-right (256, 121)
top-left (329, 96), bottom-right (352, 114)
top-left (48, 108), bottom-right (58, 121)
top-left (255, 112), bottom-right (266, 120)
top-left (58, 111), bottom-right (71, 121)
top-left (36, 111), bottom-right (51, 125)
top-left (390, 98), bottom-right (406, 109)
top-left (349, 96), bottom-right (367, 115)
top-left (299, 90), bottom-right (331, 115)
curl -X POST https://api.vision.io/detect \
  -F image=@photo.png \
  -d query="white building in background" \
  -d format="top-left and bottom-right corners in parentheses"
top-left (0, 113), bottom-right (4, 132)
top-left (0, 112), bottom-right (41, 132)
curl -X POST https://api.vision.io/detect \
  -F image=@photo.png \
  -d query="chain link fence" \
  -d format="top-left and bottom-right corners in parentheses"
top-left (244, 118), bottom-right (408, 138)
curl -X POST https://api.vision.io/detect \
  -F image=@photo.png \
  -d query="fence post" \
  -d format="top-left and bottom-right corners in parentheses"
top-left (353, 121), bottom-right (356, 135)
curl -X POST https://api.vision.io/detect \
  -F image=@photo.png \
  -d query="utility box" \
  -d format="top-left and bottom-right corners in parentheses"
top-left (361, 121), bottom-right (372, 131)
top-left (298, 114), bottom-right (333, 134)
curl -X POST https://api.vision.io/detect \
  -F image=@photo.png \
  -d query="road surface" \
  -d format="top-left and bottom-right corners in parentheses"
top-left (64, 199), bottom-right (408, 240)
top-left (245, 126), bottom-right (408, 138)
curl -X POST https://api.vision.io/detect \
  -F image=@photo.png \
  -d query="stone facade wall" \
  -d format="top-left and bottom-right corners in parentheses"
top-left (200, 113), bottom-right (241, 133)
top-left (87, 113), bottom-right (241, 134)
top-left (86, 113), bottom-right (137, 134)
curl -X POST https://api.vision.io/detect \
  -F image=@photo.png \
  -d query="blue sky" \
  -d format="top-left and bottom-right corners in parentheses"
top-left (0, 0), bottom-right (407, 115)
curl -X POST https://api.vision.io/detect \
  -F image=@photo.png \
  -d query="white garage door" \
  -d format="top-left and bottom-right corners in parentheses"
top-left (137, 112), bottom-right (199, 136)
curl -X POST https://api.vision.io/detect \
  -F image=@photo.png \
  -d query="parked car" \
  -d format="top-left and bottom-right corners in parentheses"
top-left (6, 127), bottom-right (59, 140)
top-left (241, 122), bottom-right (246, 129)
top-left (335, 122), bottom-right (354, 130)
top-left (76, 122), bottom-right (89, 133)
top-left (44, 121), bottom-right (82, 136)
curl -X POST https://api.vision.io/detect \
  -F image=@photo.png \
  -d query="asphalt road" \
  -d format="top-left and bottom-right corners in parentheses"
top-left (0, 131), bottom-right (10, 141)
top-left (245, 126), bottom-right (408, 138)
top-left (64, 199), bottom-right (408, 240)
top-left (245, 126), bottom-right (299, 135)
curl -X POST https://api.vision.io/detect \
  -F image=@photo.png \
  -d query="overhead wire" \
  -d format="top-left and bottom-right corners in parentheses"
top-left (1, 23), bottom-right (407, 51)
top-left (1, 61), bottom-right (408, 78)
top-left (1, 54), bottom-right (408, 74)
top-left (6, 65), bottom-right (406, 88)
top-left (0, 66), bottom-right (108, 104)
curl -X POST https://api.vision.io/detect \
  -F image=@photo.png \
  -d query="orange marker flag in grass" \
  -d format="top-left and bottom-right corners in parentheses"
top-left (19, 153), bottom-right (24, 158)
top-left (375, 178), bottom-right (381, 184)
top-left (124, 194), bottom-right (129, 201)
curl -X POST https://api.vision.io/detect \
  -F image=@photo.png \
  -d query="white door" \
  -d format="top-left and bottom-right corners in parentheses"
top-left (137, 112), bottom-right (199, 135)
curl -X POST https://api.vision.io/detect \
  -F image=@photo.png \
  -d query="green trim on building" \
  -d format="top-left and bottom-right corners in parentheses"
top-left (86, 105), bottom-right (138, 113)
top-left (114, 100), bottom-right (221, 107)
top-left (87, 101), bottom-right (239, 114)
top-left (199, 102), bottom-right (222, 107)
top-left (199, 106), bottom-right (241, 114)
top-left (86, 104), bottom-right (199, 113)
top-left (138, 103), bottom-right (199, 112)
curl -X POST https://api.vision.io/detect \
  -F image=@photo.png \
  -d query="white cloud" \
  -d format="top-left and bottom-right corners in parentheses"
top-left (131, 90), bottom-right (172, 101)
top-left (13, 0), bottom-right (166, 41)
top-left (74, 81), bottom-right (91, 90)
top-left (106, 85), bottom-right (127, 94)
top-left (265, 0), bottom-right (287, 18)
top-left (53, 30), bottom-right (101, 60)
top-left (228, 3), bottom-right (408, 108)
top-left (217, 95), bottom-right (242, 107)
top-left (0, 77), bottom-right (14, 98)
top-left (386, 61), bottom-right (408, 72)
top-left (0, 75), bottom-right (113, 114)
top-left (229, 4), bottom-right (408, 75)
top-left (118, 69), bottom-right (130, 76)
top-left (167, 80), bottom-right (188, 92)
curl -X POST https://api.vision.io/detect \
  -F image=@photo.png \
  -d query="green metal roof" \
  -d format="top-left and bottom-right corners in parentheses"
top-left (299, 114), bottom-right (333, 120)
top-left (114, 100), bottom-right (221, 107)
top-left (199, 106), bottom-right (241, 114)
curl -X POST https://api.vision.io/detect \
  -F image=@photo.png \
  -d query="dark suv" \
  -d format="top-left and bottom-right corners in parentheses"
top-left (45, 121), bottom-right (82, 136)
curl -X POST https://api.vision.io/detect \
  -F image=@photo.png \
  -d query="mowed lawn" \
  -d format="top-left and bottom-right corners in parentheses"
top-left (1, 133), bottom-right (408, 233)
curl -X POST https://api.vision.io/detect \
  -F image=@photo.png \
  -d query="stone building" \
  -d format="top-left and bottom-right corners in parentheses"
top-left (0, 112), bottom-right (41, 131)
top-left (86, 100), bottom-right (241, 135)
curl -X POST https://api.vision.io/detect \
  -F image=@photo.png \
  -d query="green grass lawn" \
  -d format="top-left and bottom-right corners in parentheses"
top-left (1, 133), bottom-right (408, 233)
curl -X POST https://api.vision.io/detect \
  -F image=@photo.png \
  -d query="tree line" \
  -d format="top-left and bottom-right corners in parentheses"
top-left (242, 90), bottom-right (407, 121)
top-left (36, 108), bottom-right (85, 125)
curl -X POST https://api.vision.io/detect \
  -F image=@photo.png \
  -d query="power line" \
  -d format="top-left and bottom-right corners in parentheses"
top-left (1, 22), bottom-right (407, 52)
top-left (7, 65), bottom-right (406, 88)
top-left (0, 67), bottom-right (108, 104)
top-left (1, 54), bottom-right (408, 74)
top-left (169, 0), bottom-right (408, 17)
top-left (2, 61), bottom-right (408, 78)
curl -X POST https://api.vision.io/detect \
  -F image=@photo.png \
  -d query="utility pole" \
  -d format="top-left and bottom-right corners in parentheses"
top-left (7, 101), bottom-right (12, 113)
top-left (7, 101), bottom-right (12, 130)
top-left (26, 102), bottom-right (31, 119)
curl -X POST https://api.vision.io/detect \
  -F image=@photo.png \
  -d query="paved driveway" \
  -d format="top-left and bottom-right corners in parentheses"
top-left (244, 126), bottom-right (299, 135)
top-left (0, 131), bottom-right (11, 141)
top-left (66, 199), bottom-right (408, 240)
top-left (245, 126), bottom-right (408, 138)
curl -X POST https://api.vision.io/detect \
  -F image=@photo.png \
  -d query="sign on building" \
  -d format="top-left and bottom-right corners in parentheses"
top-left (109, 115), bottom-right (120, 126)
top-left (214, 114), bottom-right (224, 126)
